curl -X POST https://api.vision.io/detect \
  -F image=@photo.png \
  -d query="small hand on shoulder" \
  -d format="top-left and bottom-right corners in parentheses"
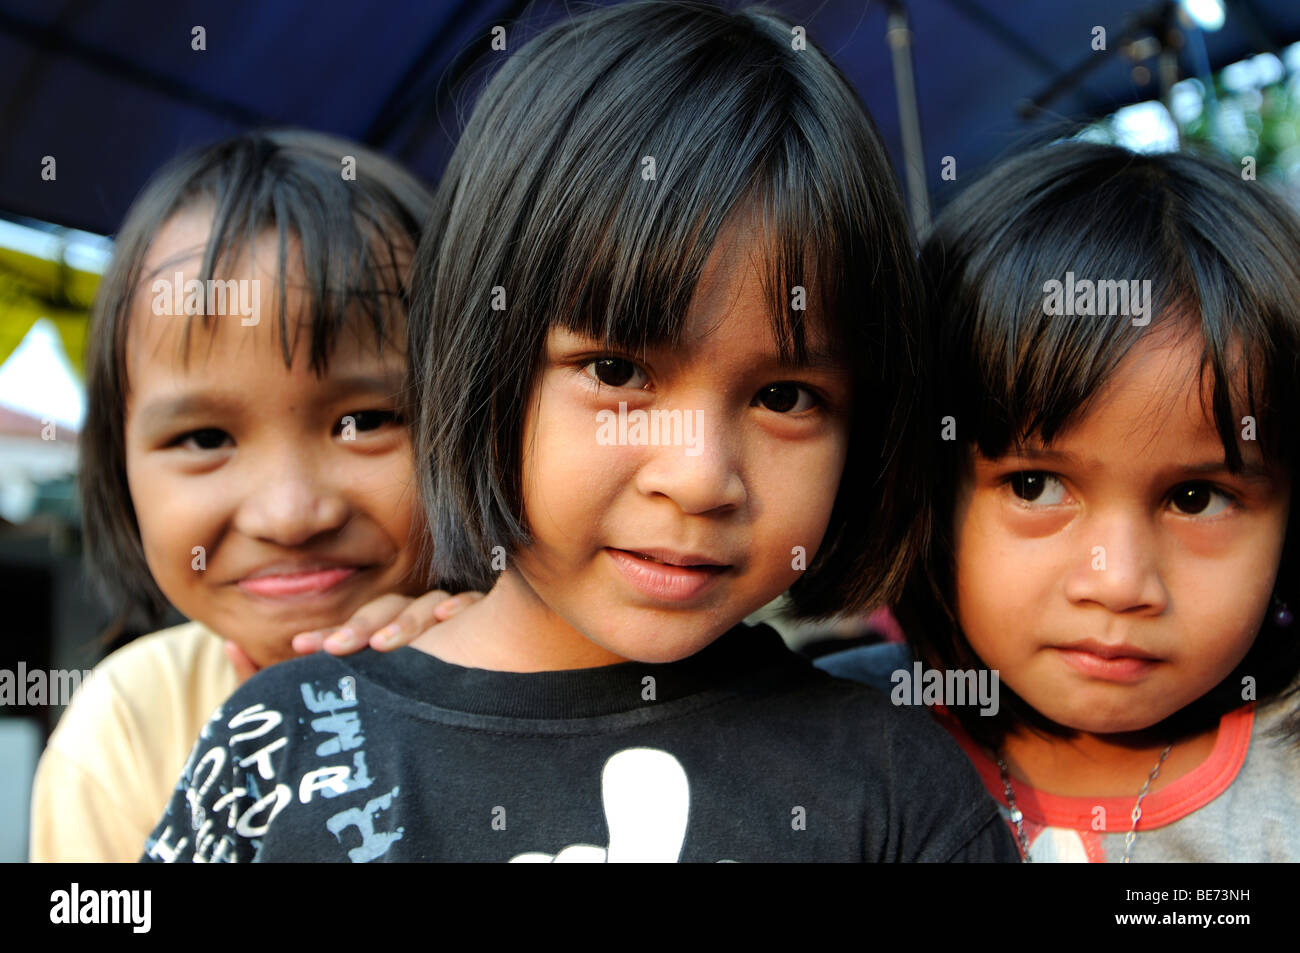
top-left (222, 588), bottom-right (485, 685)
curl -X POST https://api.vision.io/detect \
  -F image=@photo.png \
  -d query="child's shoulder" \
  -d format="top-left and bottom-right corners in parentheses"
top-left (35, 619), bottom-right (241, 850)
top-left (766, 643), bottom-right (982, 762)
top-left (55, 620), bottom-right (233, 725)
top-left (135, 617), bottom-right (228, 663)
top-left (208, 645), bottom-right (415, 734)
top-left (98, 617), bottom-right (223, 666)
top-left (1244, 692), bottom-right (1300, 782)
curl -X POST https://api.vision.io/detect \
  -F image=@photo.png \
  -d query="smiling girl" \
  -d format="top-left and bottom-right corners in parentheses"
top-left (30, 130), bottom-right (439, 861)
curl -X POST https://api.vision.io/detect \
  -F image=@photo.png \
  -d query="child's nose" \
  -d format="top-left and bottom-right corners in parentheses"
top-left (632, 412), bottom-right (745, 516)
top-left (1061, 516), bottom-right (1168, 615)
top-left (234, 457), bottom-right (351, 546)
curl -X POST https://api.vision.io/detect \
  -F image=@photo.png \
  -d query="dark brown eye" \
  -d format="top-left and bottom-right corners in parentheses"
top-left (1010, 472), bottom-right (1044, 501)
top-left (178, 428), bottom-right (231, 450)
top-left (1173, 484), bottom-right (1210, 514)
top-left (1008, 472), bottom-right (1065, 504)
top-left (585, 358), bottom-right (644, 388)
top-left (336, 410), bottom-right (401, 436)
top-left (1169, 483), bottom-right (1231, 517)
top-left (755, 383), bottom-right (816, 413)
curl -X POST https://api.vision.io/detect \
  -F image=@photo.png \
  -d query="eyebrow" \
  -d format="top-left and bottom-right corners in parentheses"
top-left (1169, 460), bottom-right (1275, 482)
top-left (999, 447), bottom-right (1276, 482)
top-left (550, 324), bottom-right (848, 370)
top-left (327, 371), bottom-right (409, 397)
top-left (136, 372), bottom-right (407, 426)
top-left (134, 393), bottom-right (241, 430)
top-left (771, 348), bottom-right (851, 374)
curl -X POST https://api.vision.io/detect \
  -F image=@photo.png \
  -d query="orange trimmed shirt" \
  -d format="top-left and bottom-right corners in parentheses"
top-left (816, 642), bottom-right (1300, 862)
top-left (941, 705), bottom-right (1263, 862)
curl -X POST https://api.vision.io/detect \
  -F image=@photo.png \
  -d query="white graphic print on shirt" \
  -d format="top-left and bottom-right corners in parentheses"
top-left (510, 747), bottom-right (691, 862)
top-left (150, 674), bottom-right (725, 862)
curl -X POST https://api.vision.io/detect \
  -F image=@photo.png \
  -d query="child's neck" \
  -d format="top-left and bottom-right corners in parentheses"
top-left (411, 570), bottom-right (630, 672)
top-left (999, 721), bottom-right (1221, 799)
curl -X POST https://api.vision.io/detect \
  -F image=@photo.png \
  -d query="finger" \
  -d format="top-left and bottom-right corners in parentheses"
top-left (601, 748), bottom-right (690, 863)
top-left (369, 589), bottom-right (464, 651)
top-left (223, 640), bottom-right (261, 686)
top-left (322, 593), bottom-right (418, 654)
top-left (431, 590), bottom-right (486, 621)
top-left (291, 631), bottom-right (326, 654)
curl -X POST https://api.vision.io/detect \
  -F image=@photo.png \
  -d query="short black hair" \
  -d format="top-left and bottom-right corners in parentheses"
top-left (901, 140), bottom-right (1300, 747)
top-left (81, 129), bottom-right (434, 624)
top-left (410, 0), bottom-right (927, 619)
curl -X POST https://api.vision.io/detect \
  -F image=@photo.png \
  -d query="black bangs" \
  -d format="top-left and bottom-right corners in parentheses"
top-left (926, 142), bottom-right (1300, 477)
top-left (153, 130), bottom-right (427, 374)
top-left (541, 27), bottom-right (851, 367)
top-left (446, 3), bottom-right (872, 365)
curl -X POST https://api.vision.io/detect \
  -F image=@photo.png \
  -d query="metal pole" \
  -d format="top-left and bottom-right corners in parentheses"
top-left (886, 1), bottom-right (931, 233)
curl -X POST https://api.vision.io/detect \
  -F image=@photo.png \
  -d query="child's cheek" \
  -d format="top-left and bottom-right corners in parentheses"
top-left (131, 470), bottom-right (220, 619)
top-left (521, 377), bottom-right (626, 539)
top-left (999, 504), bottom-right (1073, 538)
top-left (952, 490), bottom-right (1041, 665)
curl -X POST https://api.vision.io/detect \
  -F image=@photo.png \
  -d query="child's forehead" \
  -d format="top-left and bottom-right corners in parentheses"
top-left (138, 206), bottom-right (412, 290)
top-left (127, 306), bottom-right (401, 370)
top-left (124, 280), bottom-right (404, 396)
top-left (126, 208), bottom-right (408, 373)
top-left (675, 215), bottom-right (847, 366)
top-left (139, 206), bottom-right (300, 283)
top-left (123, 313), bottom-right (406, 430)
top-left (1006, 329), bottom-right (1260, 468)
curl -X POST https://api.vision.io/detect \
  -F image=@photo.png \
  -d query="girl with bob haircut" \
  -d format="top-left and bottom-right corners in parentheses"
top-left (33, 129), bottom-right (440, 862)
top-left (824, 140), bottom-right (1300, 861)
top-left (143, 1), bottom-right (1015, 863)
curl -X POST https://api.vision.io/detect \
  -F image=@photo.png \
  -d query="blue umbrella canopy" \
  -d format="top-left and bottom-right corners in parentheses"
top-left (1, 0), bottom-right (1297, 236)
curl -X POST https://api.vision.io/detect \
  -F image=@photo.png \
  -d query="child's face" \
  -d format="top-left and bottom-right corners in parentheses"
top-left (504, 223), bottom-right (852, 666)
top-left (953, 327), bottom-right (1291, 734)
top-left (123, 210), bottom-right (423, 667)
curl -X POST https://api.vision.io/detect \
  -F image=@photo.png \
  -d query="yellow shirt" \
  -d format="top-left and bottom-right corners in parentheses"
top-left (28, 621), bottom-right (238, 862)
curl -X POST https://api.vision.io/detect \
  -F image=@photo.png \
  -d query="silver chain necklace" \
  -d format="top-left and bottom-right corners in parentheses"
top-left (995, 744), bottom-right (1172, 863)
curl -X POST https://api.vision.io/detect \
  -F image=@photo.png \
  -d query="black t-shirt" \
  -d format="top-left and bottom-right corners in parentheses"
top-left (142, 623), bottom-right (1017, 862)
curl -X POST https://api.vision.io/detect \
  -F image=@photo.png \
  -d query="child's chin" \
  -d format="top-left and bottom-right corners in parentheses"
top-left (1043, 704), bottom-right (1172, 736)
top-left (600, 628), bottom-right (722, 666)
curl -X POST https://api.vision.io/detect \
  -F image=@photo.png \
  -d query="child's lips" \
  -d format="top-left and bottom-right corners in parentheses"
top-left (237, 566), bottom-right (362, 598)
top-left (606, 548), bottom-right (729, 602)
top-left (1053, 640), bottom-right (1162, 682)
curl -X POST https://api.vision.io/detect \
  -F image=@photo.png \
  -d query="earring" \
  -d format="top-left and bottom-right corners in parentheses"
top-left (1272, 597), bottom-right (1293, 628)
